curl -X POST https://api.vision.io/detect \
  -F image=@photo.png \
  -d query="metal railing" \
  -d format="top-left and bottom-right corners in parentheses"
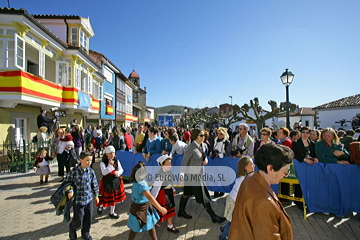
top-left (0, 139), bottom-right (54, 173)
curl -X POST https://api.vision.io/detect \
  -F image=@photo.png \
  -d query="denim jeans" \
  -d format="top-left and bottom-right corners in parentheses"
top-left (220, 221), bottom-right (231, 239)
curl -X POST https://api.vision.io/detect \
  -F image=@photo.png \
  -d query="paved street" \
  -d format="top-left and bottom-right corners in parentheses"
top-left (0, 159), bottom-right (359, 240)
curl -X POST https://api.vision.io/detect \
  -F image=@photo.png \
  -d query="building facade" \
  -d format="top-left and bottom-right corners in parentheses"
top-left (313, 94), bottom-right (360, 130)
top-left (0, 8), bottom-right (103, 143)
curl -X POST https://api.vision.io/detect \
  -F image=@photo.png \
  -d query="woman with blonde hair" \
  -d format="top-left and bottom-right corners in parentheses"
top-left (210, 127), bottom-right (232, 198)
top-left (210, 127), bottom-right (232, 158)
top-left (37, 126), bottom-right (49, 148)
top-left (315, 127), bottom-right (350, 165)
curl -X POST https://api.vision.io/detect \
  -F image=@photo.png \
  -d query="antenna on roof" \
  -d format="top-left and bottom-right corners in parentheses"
top-left (7, 0), bottom-right (10, 8)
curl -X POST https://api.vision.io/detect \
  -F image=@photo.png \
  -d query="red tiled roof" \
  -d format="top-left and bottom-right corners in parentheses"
top-left (313, 94), bottom-right (360, 110)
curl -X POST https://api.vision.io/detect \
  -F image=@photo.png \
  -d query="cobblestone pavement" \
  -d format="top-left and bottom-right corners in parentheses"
top-left (0, 159), bottom-right (359, 240)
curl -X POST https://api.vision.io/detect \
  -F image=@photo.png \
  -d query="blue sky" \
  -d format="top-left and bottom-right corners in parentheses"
top-left (7, 0), bottom-right (360, 110)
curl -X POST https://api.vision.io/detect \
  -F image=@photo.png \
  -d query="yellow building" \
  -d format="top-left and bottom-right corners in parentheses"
top-left (0, 8), bottom-right (104, 143)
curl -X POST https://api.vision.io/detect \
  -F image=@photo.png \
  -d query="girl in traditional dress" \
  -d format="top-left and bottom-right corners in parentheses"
top-left (96, 146), bottom-right (126, 218)
top-left (127, 161), bottom-right (167, 240)
top-left (219, 156), bottom-right (255, 240)
top-left (150, 155), bottom-right (179, 234)
top-left (33, 149), bottom-right (53, 184)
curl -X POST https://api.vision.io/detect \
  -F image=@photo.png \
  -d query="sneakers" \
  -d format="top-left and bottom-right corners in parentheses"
top-left (109, 213), bottom-right (119, 219)
top-left (97, 206), bottom-right (103, 215)
top-left (167, 226), bottom-right (179, 234)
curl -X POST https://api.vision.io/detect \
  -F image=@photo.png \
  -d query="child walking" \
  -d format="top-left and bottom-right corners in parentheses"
top-left (33, 149), bottom-right (53, 184)
top-left (86, 143), bottom-right (96, 168)
top-left (150, 155), bottom-right (179, 233)
top-left (66, 151), bottom-right (99, 240)
top-left (94, 132), bottom-right (103, 157)
top-left (127, 161), bottom-right (167, 240)
top-left (96, 146), bottom-right (126, 219)
top-left (219, 156), bottom-right (255, 240)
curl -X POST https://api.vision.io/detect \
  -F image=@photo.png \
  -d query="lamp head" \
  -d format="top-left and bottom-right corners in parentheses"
top-left (280, 69), bottom-right (295, 86)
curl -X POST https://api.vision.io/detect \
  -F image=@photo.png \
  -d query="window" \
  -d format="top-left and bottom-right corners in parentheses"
top-left (27, 60), bottom-right (39, 76)
top-left (103, 65), bottom-right (113, 83)
top-left (99, 83), bottom-right (103, 100)
top-left (80, 30), bottom-right (88, 49)
top-left (88, 75), bottom-right (92, 94)
top-left (15, 118), bottom-right (26, 144)
top-left (15, 34), bottom-right (25, 70)
top-left (105, 98), bottom-right (112, 107)
top-left (81, 71), bottom-right (89, 92)
top-left (93, 81), bottom-right (99, 99)
top-left (56, 61), bottom-right (68, 85)
top-left (39, 48), bottom-right (45, 77)
top-left (75, 68), bottom-right (81, 88)
top-left (117, 98), bottom-right (125, 112)
top-left (71, 27), bottom-right (78, 45)
top-left (65, 59), bottom-right (72, 86)
top-left (0, 38), bottom-right (15, 69)
top-left (305, 120), bottom-right (309, 127)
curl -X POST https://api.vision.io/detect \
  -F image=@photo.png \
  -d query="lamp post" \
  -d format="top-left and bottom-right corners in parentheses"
top-left (229, 96), bottom-right (233, 105)
top-left (184, 106), bottom-right (188, 128)
top-left (280, 69), bottom-right (295, 129)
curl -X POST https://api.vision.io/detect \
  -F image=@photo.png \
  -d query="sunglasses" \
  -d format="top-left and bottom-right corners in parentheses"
top-left (261, 133), bottom-right (268, 136)
top-left (217, 133), bottom-right (223, 135)
top-left (199, 134), bottom-right (205, 137)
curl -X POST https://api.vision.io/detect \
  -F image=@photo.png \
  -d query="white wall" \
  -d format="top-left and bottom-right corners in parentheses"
top-left (148, 108), bottom-right (154, 119)
top-left (317, 108), bottom-right (360, 130)
top-left (36, 21), bottom-right (67, 43)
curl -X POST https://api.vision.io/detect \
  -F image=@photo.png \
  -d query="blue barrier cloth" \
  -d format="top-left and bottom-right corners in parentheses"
top-left (116, 152), bottom-right (360, 216)
top-left (294, 160), bottom-right (360, 216)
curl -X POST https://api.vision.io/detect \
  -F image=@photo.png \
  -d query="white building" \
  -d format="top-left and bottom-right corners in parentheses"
top-left (313, 94), bottom-right (360, 130)
top-left (276, 107), bottom-right (316, 129)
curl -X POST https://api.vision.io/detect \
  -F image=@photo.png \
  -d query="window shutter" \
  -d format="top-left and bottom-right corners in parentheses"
top-left (14, 33), bottom-right (25, 70)
top-left (39, 49), bottom-right (45, 77)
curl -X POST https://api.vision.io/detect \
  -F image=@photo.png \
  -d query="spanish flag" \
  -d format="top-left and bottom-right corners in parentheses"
top-left (106, 105), bottom-right (114, 115)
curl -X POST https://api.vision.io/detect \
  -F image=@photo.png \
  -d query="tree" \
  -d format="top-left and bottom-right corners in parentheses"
top-left (208, 104), bottom-right (244, 128)
top-left (238, 98), bottom-right (298, 135)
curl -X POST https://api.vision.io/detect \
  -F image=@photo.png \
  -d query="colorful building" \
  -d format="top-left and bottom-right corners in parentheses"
top-left (0, 8), bottom-right (103, 143)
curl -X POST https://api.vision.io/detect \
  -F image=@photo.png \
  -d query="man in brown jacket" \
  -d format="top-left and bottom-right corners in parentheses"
top-left (229, 144), bottom-right (294, 240)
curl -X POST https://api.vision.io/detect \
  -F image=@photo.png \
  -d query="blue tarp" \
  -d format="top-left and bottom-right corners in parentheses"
top-left (116, 152), bottom-right (360, 216)
top-left (294, 160), bottom-right (360, 216)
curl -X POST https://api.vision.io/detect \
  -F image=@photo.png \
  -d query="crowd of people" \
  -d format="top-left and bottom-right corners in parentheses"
top-left (32, 117), bottom-right (360, 240)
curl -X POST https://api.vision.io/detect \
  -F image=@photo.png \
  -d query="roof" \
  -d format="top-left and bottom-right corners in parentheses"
top-left (89, 50), bottom-right (121, 73)
top-left (0, 8), bottom-right (68, 48)
top-left (129, 70), bottom-right (140, 79)
top-left (146, 106), bottom-right (155, 109)
top-left (32, 14), bottom-right (80, 19)
top-left (313, 94), bottom-right (360, 111)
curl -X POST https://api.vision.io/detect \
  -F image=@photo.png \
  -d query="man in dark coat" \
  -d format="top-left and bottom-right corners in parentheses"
top-left (37, 110), bottom-right (54, 130)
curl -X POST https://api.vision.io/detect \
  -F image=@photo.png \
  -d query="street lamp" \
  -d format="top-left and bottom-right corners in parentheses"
top-left (184, 106), bottom-right (188, 128)
top-left (280, 68), bottom-right (295, 129)
top-left (229, 96), bottom-right (233, 105)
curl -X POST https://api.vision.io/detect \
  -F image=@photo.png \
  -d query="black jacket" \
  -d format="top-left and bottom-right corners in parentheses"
top-left (112, 135), bottom-right (126, 151)
top-left (292, 139), bottom-right (316, 162)
top-left (37, 114), bottom-right (52, 129)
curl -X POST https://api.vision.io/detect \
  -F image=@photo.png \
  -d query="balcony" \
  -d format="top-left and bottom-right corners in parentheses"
top-left (0, 70), bottom-right (99, 112)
